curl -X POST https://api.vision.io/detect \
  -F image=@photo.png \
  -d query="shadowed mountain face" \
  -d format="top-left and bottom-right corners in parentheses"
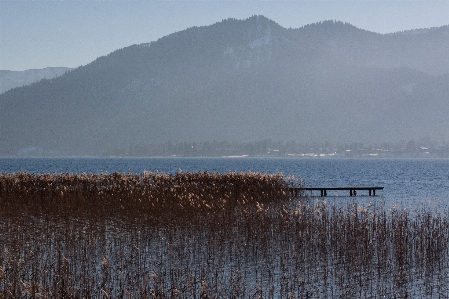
top-left (1, 16), bottom-right (448, 156)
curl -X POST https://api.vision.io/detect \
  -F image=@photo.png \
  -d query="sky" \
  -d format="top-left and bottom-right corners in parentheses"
top-left (1, 0), bottom-right (448, 71)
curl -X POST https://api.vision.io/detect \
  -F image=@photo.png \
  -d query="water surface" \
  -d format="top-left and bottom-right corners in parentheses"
top-left (1, 157), bottom-right (448, 209)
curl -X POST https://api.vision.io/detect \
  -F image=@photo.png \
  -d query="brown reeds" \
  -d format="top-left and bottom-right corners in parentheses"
top-left (0, 171), bottom-right (296, 219)
top-left (1, 171), bottom-right (448, 298)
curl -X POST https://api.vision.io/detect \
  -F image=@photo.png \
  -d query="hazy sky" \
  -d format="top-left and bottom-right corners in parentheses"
top-left (1, 0), bottom-right (448, 71)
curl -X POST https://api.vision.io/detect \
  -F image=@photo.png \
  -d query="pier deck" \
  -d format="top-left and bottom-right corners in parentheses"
top-left (289, 186), bottom-right (384, 197)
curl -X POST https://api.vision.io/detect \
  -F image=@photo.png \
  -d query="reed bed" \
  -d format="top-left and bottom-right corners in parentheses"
top-left (1, 172), bottom-right (449, 298)
top-left (0, 171), bottom-right (296, 219)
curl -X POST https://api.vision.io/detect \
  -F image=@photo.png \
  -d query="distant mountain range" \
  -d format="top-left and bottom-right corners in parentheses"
top-left (1, 16), bottom-right (448, 156)
top-left (0, 67), bottom-right (72, 94)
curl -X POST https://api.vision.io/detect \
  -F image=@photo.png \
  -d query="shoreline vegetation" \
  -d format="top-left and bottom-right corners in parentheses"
top-left (1, 172), bottom-right (448, 298)
top-left (0, 171), bottom-right (296, 218)
top-left (10, 139), bottom-right (449, 158)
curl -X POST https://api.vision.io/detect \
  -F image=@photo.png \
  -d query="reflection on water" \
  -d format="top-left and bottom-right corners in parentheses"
top-left (1, 199), bottom-right (448, 298)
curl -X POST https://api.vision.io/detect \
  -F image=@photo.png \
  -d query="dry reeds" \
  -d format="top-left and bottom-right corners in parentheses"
top-left (0, 171), bottom-right (296, 219)
top-left (0, 171), bottom-right (448, 298)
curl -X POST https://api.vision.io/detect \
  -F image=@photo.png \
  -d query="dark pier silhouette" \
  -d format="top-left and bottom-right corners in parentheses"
top-left (289, 186), bottom-right (384, 197)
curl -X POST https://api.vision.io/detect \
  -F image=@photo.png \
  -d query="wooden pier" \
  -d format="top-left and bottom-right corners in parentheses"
top-left (289, 186), bottom-right (384, 197)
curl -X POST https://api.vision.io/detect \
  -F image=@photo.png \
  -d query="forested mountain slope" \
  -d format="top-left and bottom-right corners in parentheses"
top-left (1, 16), bottom-right (448, 156)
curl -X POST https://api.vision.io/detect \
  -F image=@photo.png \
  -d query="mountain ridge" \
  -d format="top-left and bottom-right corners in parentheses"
top-left (1, 16), bottom-right (448, 156)
top-left (0, 67), bottom-right (72, 94)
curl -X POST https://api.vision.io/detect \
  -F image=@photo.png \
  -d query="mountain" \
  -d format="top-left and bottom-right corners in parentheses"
top-left (0, 67), bottom-right (72, 94)
top-left (1, 16), bottom-right (448, 156)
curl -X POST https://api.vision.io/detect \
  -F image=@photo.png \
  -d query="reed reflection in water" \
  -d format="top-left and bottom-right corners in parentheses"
top-left (0, 172), bottom-right (448, 298)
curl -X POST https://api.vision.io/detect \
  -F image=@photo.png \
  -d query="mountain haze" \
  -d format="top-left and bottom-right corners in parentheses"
top-left (1, 16), bottom-right (448, 156)
top-left (0, 67), bottom-right (72, 94)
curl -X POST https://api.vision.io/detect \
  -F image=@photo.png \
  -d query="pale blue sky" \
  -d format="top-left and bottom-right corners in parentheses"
top-left (1, 0), bottom-right (448, 71)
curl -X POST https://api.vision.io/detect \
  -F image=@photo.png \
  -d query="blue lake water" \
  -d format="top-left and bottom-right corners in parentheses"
top-left (2, 157), bottom-right (449, 297)
top-left (1, 157), bottom-right (449, 210)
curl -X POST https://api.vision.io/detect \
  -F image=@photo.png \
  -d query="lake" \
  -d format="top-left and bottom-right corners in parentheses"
top-left (2, 157), bottom-right (449, 298)
top-left (1, 157), bottom-right (449, 209)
